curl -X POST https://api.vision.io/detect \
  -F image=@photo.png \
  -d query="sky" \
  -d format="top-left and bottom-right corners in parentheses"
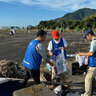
top-left (0, 0), bottom-right (96, 27)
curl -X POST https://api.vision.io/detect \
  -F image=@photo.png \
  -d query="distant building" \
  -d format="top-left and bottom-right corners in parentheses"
top-left (0, 26), bottom-right (26, 30)
top-left (0, 26), bottom-right (10, 30)
top-left (19, 26), bottom-right (26, 30)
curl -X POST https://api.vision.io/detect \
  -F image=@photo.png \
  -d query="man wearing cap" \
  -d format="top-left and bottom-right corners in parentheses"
top-left (47, 30), bottom-right (68, 81)
top-left (22, 30), bottom-right (54, 86)
top-left (48, 30), bottom-right (68, 60)
top-left (79, 29), bottom-right (96, 96)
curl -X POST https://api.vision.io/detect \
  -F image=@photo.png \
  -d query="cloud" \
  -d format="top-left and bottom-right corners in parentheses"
top-left (0, 0), bottom-right (96, 12)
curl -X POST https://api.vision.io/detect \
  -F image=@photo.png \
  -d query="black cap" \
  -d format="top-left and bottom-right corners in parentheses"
top-left (37, 30), bottom-right (47, 37)
top-left (83, 29), bottom-right (93, 38)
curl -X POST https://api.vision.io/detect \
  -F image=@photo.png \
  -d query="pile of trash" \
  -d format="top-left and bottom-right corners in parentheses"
top-left (0, 60), bottom-right (24, 78)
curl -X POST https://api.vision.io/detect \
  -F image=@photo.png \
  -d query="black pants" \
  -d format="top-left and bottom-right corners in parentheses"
top-left (22, 67), bottom-right (40, 86)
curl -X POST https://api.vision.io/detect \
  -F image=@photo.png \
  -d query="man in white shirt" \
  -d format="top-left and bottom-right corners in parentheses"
top-left (48, 30), bottom-right (68, 60)
top-left (47, 30), bottom-right (68, 81)
top-left (10, 28), bottom-right (15, 36)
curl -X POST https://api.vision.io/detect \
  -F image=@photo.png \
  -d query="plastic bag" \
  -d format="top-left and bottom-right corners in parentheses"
top-left (55, 53), bottom-right (67, 75)
top-left (51, 50), bottom-right (68, 79)
top-left (46, 63), bottom-right (52, 72)
top-left (47, 49), bottom-right (68, 79)
top-left (53, 85), bottom-right (62, 95)
top-left (76, 53), bottom-right (88, 67)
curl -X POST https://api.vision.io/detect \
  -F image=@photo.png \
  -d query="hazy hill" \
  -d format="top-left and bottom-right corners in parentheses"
top-left (55, 8), bottom-right (96, 22)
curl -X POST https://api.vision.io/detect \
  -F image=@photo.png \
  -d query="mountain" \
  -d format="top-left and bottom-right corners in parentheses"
top-left (55, 8), bottom-right (96, 22)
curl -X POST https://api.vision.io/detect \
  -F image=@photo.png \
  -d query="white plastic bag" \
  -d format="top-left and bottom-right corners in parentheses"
top-left (55, 49), bottom-right (68, 75)
top-left (76, 53), bottom-right (88, 67)
top-left (53, 85), bottom-right (62, 95)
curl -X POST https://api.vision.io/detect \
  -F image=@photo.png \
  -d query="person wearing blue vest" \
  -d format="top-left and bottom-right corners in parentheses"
top-left (48, 30), bottom-right (68, 61)
top-left (47, 30), bottom-right (68, 81)
top-left (79, 29), bottom-right (96, 96)
top-left (22, 30), bottom-right (54, 86)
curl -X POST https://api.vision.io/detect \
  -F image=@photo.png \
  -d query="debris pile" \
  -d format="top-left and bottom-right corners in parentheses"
top-left (0, 60), bottom-right (24, 78)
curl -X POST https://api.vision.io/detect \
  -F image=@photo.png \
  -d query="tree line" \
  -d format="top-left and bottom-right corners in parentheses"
top-left (37, 15), bottom-right (96, 30)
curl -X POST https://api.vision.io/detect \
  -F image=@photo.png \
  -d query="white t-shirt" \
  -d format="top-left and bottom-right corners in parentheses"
top-left (47, 37), bottom-right (68, 51)
top-left (11, 29), bottom-right (15, 33)
top-left (89, 38), bottom-right (96, 53)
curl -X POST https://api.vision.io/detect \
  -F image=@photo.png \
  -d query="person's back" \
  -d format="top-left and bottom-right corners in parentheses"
top-left (77, 28), bottom-right (79, 32)
top-left (10, 29), bottom-right (15, 36)
top-left (60, 27), bottom-right (63, 34)
top-left (23, 40), bottom-right (42, 70)
top-left (82, 28), bottom-right (86, 32)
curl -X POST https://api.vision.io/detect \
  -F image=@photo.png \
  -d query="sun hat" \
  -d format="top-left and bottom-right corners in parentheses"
top-left (52, 30), bottom-right (59, 39)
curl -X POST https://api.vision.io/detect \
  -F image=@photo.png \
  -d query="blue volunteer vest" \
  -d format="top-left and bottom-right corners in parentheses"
top-left (22, 40), bottom-right (42, 70)
top-left (51, 37), bottom-right (67, 60)
top-left (89, 38), bottom-right (96, 67)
